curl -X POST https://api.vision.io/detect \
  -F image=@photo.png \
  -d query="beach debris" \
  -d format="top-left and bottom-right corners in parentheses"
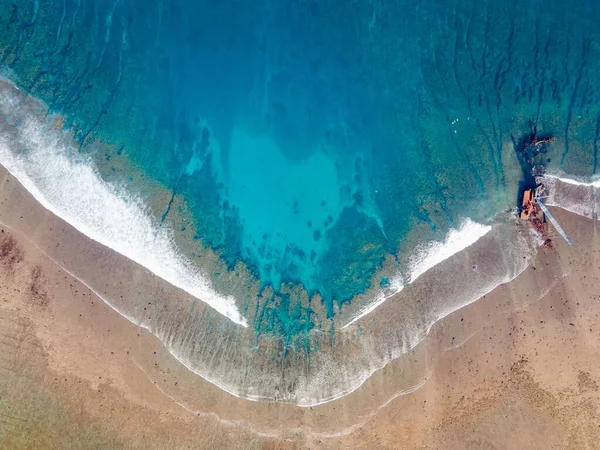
top-left (520, 187), bottom-right (552, 246)
top-left (519, 181), bottom-right (571, 247)
top-left (515, 123), bottom-right (571, 246)
top-left (0, 232), bottom-right (24, 268)
top-left (514, 120), bottom-right (556, 169)
top-left (531, 136), bottom-right (556, 149)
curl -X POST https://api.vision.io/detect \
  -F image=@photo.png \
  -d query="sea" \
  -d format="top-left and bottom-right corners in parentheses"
top-left (0, 0), bottom-right (599, 405)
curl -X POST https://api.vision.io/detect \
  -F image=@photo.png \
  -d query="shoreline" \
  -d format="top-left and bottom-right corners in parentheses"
top-left (0, 78), bottom-right (248, 326)
top-left (0, 75), bottom-right (545, 407)
top-left (0, 156), bottom-right (537, 408)
top-left (1, 163), bottom-right (600, 447)
top-left (2, 76), bottom-right (600, 415)
top-left (0, 77), bottom-right (516, 338)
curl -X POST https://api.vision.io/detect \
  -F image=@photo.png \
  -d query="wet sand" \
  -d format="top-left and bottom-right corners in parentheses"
top-left (1, 164), bottom-right (600, 449)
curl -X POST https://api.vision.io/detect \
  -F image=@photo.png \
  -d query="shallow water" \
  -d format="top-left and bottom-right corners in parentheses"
top-left (1, 0), bottom-right (599, 404)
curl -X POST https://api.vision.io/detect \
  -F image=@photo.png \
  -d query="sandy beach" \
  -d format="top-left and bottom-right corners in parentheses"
top-left (1, 162), bottom-right (600, 449)
top-left (3, 1), bottom-right (600, 447)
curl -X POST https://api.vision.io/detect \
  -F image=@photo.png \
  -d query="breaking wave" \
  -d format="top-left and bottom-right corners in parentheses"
top-left (408, 218), bottom-right (492, 283)
top-left (544, 174), bottom-right (600, 220)
top-left (0, 80), bottom-right (247, 326)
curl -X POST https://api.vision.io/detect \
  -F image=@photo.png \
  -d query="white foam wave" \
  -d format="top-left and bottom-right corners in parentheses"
top-left (342, 274), bottom-right (404, 328)
top-left (544, 174), bottom-right (600, 220)
top-left (547, 174), bottom-right (600, 188)
top-left (0, 84), bottom-right (247, 326)
top-left (341, 218), bottom-right (491, 328)
top-left (408, 218), bottom-right (492, 283)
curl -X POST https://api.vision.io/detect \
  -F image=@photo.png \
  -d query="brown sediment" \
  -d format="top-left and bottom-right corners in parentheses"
top-left (27, 264), bottom-right (49, 307)
top-left (0, 231), bottom-right (23, 270)
top-left (1, 160), bottom-right (600, 448)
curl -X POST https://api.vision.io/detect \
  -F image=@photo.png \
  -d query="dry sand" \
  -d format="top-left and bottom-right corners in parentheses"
top-left (1, 164), bottom-right (600, 449)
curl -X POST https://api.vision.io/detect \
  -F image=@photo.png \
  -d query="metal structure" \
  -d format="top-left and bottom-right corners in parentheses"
top-left (535, 191), bottom-right (572, 245)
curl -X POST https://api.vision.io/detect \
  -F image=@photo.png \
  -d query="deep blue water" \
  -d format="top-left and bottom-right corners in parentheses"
top-left (1, 0), bottom-right (599, 338)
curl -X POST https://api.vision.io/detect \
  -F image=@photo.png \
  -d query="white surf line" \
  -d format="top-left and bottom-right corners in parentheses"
top-left (341, 293), bottom-right (397, 329)
top-left (408, 218), bottom-right (492, 283)
top-left (316, 269), bottom-right (559, 439)
top-left (342, 276), bottom-right (404, 329)
top-left (329, 250), bottom-right (533, 408)
top-left (342, 218), bottom-right (492, 329)
top-left (1, 162), bottom-right (247, 327)
top-left (543, 174), bottom-right (600, 221)
top-left (332, 270), bottom-right (563, 441)
top-left (545, 173), bottom-right (600, 187)
top-left (0, 94), bottom-right (247, 327)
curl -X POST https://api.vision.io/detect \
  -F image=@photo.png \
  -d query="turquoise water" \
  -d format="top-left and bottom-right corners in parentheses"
top-left (1, 0), bottom-right (598, 347)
